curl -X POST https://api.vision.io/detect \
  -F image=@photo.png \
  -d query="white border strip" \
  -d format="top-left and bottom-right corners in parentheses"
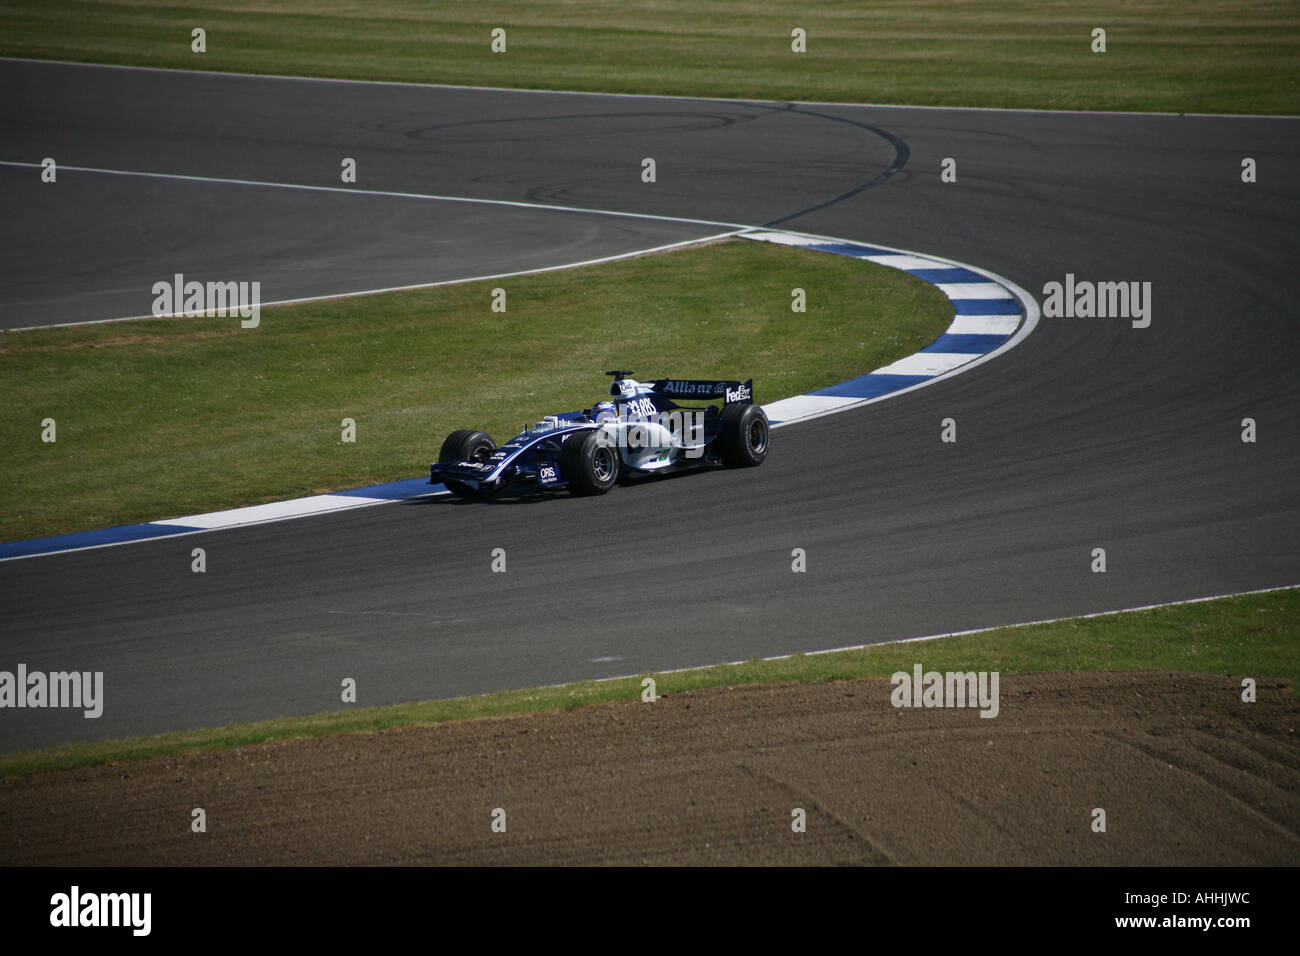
top-left (0, 491), bottom-right (452, 566)
top-left (741, 228), bottom-right (1039, 428)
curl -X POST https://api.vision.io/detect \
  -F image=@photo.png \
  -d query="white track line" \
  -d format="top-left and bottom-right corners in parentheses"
top-left (587, 583), bottom-right (1300, 683)
top-left (0, 160), bottom-right (746, 230)
top-left (0, 158), bottom-right (748, 330)
top-left (2, 56), bottom-right (1295, 120)
top-left (5, 231), bottom-right (745, 330)
top-left (0, 165), bottom-right (745, 331)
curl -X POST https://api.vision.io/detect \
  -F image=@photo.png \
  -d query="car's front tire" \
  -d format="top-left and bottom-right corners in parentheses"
top-left (560, 429), bottom-right (619, 496)
top-left (718, 403), bottom-right (769, 467)
top-left (438, 429), bottom-right (497, 499)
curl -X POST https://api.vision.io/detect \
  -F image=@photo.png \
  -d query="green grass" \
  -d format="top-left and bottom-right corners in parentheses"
top-left (0, 238), bottom-right (952, 542)
top-left (2, 586), bottom-right (1294, 779)
top-left (0, 1), bottom-right (1296, 114)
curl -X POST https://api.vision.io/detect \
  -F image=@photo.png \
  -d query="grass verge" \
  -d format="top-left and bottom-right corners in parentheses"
top-left (0, 238), bottom-right (952, 542)
top-left (0, 1), bottom-right (1296, 115)
top-left (1, 586), bottom-right (1294, 779)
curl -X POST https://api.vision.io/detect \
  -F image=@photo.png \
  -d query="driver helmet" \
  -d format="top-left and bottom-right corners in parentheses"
top-left (592, 401), bottom-right (616, 422)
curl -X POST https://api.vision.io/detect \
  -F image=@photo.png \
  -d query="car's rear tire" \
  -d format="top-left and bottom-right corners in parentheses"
top-left (438, 430), bottom-right (496, 499)
top-left (561, 429), bottom-right (619, 495)
top-left (718, 404), bottom-right (769, 467)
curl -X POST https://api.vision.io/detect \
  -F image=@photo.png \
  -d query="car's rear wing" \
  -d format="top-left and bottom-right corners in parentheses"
top-left (650, 378), bottom-right (753, 404)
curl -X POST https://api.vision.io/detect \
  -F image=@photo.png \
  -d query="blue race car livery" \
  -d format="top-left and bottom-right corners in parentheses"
top-left (430, 371), bottom-right (769, 498)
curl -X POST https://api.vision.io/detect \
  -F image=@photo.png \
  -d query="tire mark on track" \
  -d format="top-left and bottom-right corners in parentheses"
top-left (754, 103), bottom-right (911, 227)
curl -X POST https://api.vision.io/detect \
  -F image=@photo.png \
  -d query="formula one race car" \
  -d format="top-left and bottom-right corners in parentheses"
top-left (430, 371), bottom-right (769, 498)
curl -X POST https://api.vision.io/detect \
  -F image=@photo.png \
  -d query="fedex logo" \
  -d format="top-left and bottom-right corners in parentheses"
top-left (725, 384), bottom-right (751, 403)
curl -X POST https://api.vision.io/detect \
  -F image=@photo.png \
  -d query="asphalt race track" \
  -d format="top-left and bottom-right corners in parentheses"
top-left (1, 59), bottom-right (1297, 750)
